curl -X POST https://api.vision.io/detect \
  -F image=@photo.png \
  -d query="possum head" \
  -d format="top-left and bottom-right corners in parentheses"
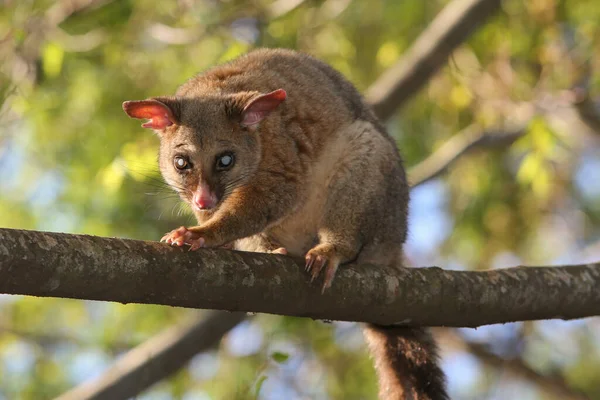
top-left (123, 89), bottom-right (286, 215)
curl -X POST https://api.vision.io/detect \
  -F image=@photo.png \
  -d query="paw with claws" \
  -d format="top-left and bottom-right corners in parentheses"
top-left (305, 243), bottom-right (340, 293)
top-left (161, 226), bottom-right (206, 251)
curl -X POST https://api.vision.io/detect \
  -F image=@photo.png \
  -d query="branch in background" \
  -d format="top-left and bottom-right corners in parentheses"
top-left (436, 329), bottom-right (591, 400)
top-left (45, 0), bottom-right (116, 26)
top-left (55, 311), bottom-right (245, 400)
top-left (52, 28), bottom-right (106, 52)
top-left (408, 125), bottom-right (526, 188)
top-left (147, 23), bottom-right (206, 45)
top-left (367, 0), bottom-right (502, 120)
top-left (1, 228), bottom-right (599, 327)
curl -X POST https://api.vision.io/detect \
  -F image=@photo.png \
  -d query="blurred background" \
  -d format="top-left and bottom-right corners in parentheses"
top-left (1, 0), bottom-right (600, 399)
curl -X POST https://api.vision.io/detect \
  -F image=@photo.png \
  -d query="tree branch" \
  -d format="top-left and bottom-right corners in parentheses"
top-left (408, 124), bottom-right (525, 187)
top-left (55, 311), bottom-right (245, 400)
top-left (367, 0), bottom-right (502, 120)
top-left (437, 329), bottom-right (591, 400)
top-left (1, 228), bottom-right (599, 328)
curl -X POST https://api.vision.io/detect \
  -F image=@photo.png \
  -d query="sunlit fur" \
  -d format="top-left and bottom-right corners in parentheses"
top-left (124, 48), bottom-right (448, 400)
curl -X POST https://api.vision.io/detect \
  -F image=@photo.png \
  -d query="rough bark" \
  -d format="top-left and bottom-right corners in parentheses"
top-left (1, 227), bottom-right (599, 328)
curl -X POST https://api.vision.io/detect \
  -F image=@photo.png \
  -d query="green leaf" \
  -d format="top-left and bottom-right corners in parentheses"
top-left (42, 42), bottom-right (64, 79)
top-left (270, 351), bottom-right (290, 363)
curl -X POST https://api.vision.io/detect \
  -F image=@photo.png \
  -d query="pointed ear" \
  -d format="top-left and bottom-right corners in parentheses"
top-left (122, 98), bottom-right (179, 130)
top-left (241, 89), bottom-right (287, 128)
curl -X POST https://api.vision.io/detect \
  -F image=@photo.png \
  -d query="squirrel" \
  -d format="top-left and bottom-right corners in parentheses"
top-left (123, 48), bottom-right (448, 400)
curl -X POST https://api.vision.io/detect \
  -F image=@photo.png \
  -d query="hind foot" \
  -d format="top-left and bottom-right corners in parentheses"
top-left (305, 243), bottom-right (341, 292)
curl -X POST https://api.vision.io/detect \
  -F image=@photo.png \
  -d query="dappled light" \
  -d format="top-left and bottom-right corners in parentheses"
top-left (1, 0), bottom-right (600, 399)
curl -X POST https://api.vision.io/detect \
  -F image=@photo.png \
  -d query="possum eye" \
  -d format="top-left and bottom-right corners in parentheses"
top-left (216, 152), bottom-right (235, 171)
top-left (174, 156), bottom-right (190, 171)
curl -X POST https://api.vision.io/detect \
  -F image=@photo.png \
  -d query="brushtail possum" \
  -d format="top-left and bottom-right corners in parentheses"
top-left (123, 48), bottom-right (447, 400)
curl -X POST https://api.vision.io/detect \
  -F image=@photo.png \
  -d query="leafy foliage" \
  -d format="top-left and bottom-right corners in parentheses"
top-left (1, 0), bottom-right (599, 399)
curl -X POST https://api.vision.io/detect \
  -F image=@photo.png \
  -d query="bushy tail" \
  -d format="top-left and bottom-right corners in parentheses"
top-left (363, 325), bottom-right (449, 400)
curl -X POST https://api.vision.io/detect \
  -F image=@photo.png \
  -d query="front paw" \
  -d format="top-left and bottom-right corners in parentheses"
top-left (161, 226), bottom-right (206, 251)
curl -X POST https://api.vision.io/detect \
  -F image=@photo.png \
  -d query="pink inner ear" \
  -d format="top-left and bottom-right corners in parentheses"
top-left (241, 89), bottom-right (287, 127)
top-left (122, 100), bottom-right (175, 130)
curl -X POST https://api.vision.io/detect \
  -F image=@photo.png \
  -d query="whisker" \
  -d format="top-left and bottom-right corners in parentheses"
top-left (118, 166), bottom-right (189, 193)
top-left (170, 202), bottom-right (180, 217)
top-left (141, 179), bottom-right (188, 194)
top-left (177, 203), bottom-right (192, 217)
top-left (139, 182), bottom-right (173, 191)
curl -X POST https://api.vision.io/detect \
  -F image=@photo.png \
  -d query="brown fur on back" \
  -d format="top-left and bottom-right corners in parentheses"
top-left (124, 48), bottom-right (447, 399)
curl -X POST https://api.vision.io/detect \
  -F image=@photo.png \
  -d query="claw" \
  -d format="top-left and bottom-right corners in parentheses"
top-left (322, 263), bottom-right (339, 293)
top-left (304, 243), bottom-right (343, 292)
top-left (305, 254), bottom-right (316, 271)
top-left (161, 226), bottom-right (204, 250)
top-left (188, 237), bottom-right (206, 251)
top-left (310, 255), bottom-right (327, 282)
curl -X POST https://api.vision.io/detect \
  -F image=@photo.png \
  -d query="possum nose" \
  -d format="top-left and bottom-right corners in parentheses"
top-left (193, 184), bottom-right (218, 210)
